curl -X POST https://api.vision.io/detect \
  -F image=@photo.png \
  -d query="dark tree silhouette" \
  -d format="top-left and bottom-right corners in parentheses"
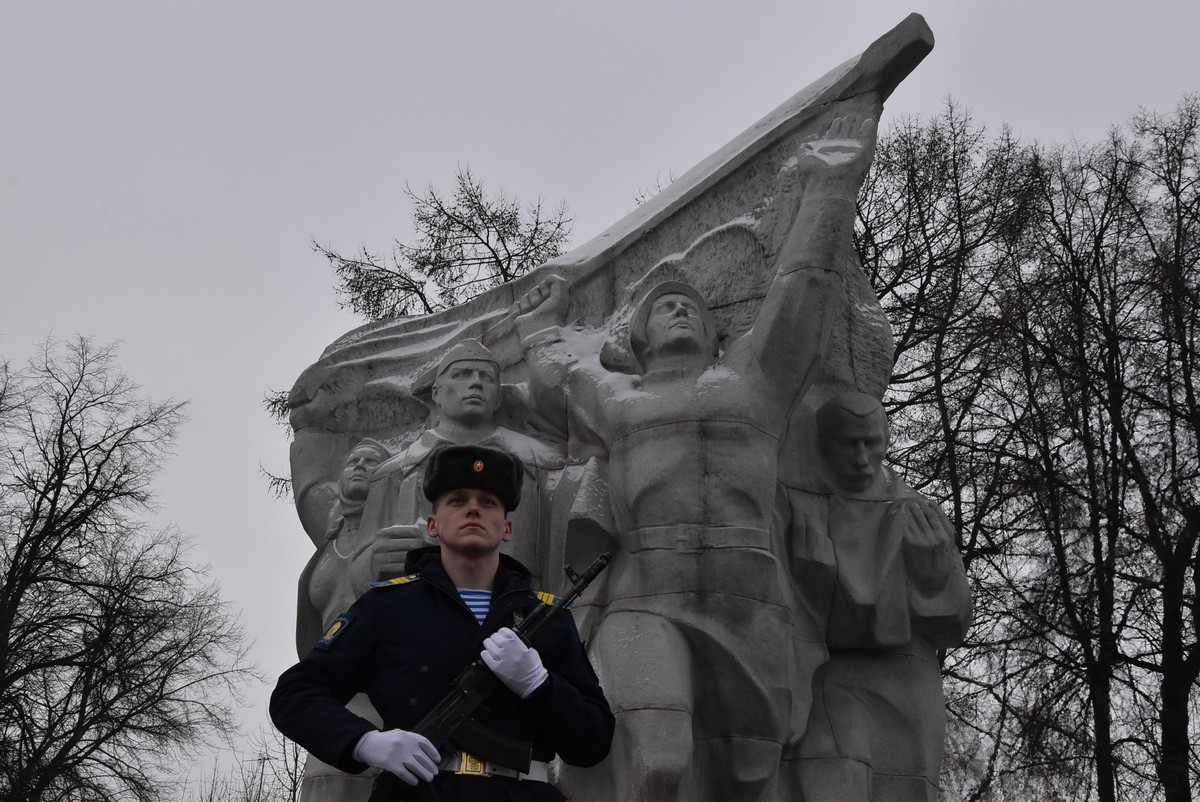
top-left (0, 337), bottom-right (255, 802)
top-left (858, 96), bottom-right (1200, 801)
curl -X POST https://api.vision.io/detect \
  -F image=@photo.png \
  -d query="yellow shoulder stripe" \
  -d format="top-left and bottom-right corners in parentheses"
top-left (371, 574), bottom-right (419, 588)
top-left (535, 590), bottom-right (566, 607)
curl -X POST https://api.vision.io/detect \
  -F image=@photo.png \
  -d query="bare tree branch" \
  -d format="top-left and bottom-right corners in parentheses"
top-left (0, 336), bottom-right (257, 802)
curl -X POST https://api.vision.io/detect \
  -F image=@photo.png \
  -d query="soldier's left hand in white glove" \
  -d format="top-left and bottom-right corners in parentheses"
top-left (481, 627), bottom-right (549, 699)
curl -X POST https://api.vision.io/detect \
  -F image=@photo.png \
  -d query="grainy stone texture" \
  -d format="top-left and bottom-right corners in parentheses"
top-left (284, 13), bottom-right (969, 801)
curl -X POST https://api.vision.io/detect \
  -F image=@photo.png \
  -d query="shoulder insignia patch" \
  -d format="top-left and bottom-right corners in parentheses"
top-left (371, 574), bottom-right (419, 588)
top-left (535, 590), bottom-right (571, 608)
top-left (314, 614), bottom-right (354, 651)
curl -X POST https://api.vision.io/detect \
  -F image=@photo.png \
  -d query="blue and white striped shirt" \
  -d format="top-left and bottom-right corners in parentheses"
top-left (456, 588), bottom-right (492, 625)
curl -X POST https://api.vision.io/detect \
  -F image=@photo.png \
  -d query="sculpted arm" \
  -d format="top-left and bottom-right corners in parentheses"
top-left (348, 522), bottom-right (426, 586)
top-left (512, 275), bottom-right (579, 434)
top-left (521, 613), bottom-right (616, 767)
top-left (738, 115), bottom-right (877, 398)
top-left (891, 496), bottom-right (973, 647)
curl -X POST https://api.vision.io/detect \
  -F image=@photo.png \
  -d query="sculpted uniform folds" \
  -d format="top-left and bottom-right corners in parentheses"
top-left (282, 15), bottom-right (969, 802)
top-left (785, 394), bottom-right (972, 801)
top-left (514, 116), bottom-right (876, 800)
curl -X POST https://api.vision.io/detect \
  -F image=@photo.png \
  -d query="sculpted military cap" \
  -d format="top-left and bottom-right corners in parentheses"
top-left (410, 338), bottom-right (499, 401)
top-left (423, 444), bottom-right (524, 512)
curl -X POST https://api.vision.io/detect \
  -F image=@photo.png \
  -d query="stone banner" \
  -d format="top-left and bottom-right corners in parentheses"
top-left (285, 13), bottom-right (972, 801)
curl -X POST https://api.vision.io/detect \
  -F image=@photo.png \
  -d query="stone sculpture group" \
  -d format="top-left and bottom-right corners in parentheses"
top-left (283, 14), bottom-right (971, 801)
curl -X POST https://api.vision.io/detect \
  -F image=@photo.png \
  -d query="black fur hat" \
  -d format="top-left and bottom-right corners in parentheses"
top-left (423, 445), bottom-right (524, 512)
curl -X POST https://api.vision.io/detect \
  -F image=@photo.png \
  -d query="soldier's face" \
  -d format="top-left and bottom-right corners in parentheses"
top-left (432, 360), bottom-right (500, 423)
top-left (818, 409), bottom-right (888, 493)
top-left (340, 445), bottom-right (384, 500)
top-left (643, 293), bottom-right (711, 355)
top-left (427, 488), bottom-right (513, 558)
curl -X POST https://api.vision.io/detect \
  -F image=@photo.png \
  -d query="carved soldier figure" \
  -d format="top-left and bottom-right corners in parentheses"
top-left (298, 438), bottom-right (392, 654)
top-left (784, 392), bottom-right (972, 801)
top-left (294, 344), bottom-right (564, 802)
top-left (295, 438), bottom-right (392, 799)
top-left (357, 339), bottom-right (562, 586)
top-left (513, 116), bottom-right (877, 801)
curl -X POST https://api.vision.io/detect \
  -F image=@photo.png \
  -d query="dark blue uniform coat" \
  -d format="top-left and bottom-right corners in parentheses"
top-left (270, 548), bottom-right (614, 801)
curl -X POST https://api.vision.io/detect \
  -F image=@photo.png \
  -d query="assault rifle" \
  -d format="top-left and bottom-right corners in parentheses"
top-left (412, 552), bottom-right (611, 800)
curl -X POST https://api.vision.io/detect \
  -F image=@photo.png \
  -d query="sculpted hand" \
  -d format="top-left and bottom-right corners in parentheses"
top-left (371, 523), bottom-right (427, 581)
top-left (353, 729), bottom-right (441, 786)
top-left (893, 498), bottom-right (955, 594)
top-left (513, 274), bottom-right (571, 340)
top-left (481, 626), bottom-right (549, 699)
top-left (798, 114), bottom-right (877, 189)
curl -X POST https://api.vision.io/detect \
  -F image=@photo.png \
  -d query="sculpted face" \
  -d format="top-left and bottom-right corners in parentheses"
top-left (642, 292), bottom-right (712, 359)
top-left (427, 488), bottom-right (513, 558)
top-left (432, 359), bottom-right (501, 424)
top-left (339, 444), bottom-right (385, 501)
top-left (817, 404), bottom-right (888, 493)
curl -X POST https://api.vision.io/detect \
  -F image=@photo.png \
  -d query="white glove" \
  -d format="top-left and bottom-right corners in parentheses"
top-left (481, 626), bottom-right (549, 699)
top-left (353, 729), bottom-right (441, 786)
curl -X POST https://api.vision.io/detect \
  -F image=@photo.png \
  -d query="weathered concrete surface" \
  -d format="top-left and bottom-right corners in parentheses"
top-left (285, 14), bottom-right (971, 802)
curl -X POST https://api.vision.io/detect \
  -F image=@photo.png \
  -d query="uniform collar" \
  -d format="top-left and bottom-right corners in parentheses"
top-left (404, 546), bottom-right (533, 597)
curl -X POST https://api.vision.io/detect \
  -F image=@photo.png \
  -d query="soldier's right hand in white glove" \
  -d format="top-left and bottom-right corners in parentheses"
top-left (353, 729), bottom-right (441, 786)
top-left (481, 626), bottom-right (549, 699)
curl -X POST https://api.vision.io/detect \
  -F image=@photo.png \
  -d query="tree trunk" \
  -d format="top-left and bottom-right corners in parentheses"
top-left (1157, 560), bottom-right (1194, 802)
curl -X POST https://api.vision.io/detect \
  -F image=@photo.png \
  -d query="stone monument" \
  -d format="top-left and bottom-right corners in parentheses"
top-left (355, 338), bottom-right (565, 584)
top-left (293, 439), bottom-right (389, 798)
top-left (283, 13), bottom-right (970, 801)
top-left (779, 393), bottom-right (972, 800)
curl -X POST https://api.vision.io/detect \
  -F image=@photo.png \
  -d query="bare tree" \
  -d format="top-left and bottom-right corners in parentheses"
top-left (632, 169), bottom-right (677, 206)
top-left (186, 726), bottom-right (304, 802)
top-left (854, 103), bottom-right (1073, 800)
top-left (258, 389), bottom-right (293, 502)
top-left (860, 96), bottom-right (1200, 802)
top-left (246, 725), bottom-right (304, 802)
top-left (0, 336), bottom-right (256, 802)
top-left (315, 165), bottom-right (572, 320)
top-left (1011, 96), bottom-right (1200, 802)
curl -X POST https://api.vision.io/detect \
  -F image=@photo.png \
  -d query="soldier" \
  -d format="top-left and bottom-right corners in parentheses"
top-left (512, 116), bottom-right (876, 800)
top-left (357, 339), bottom-right (562, 587)
top-left (785, 392), bottom-right (972, 801)
top-left (271, 445), bottom-right (614, 802)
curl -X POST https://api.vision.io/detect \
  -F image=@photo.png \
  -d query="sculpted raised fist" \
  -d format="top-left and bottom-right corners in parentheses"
top-left (513, 274), bottom-right (571, 340)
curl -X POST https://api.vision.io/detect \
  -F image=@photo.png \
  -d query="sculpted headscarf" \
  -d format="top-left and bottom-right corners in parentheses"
top-left (329, 438), bottom-right (391, 538)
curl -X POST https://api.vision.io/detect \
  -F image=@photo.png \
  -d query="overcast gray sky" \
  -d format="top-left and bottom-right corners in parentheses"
top-left (3, 0), bottom-right (1197, 785)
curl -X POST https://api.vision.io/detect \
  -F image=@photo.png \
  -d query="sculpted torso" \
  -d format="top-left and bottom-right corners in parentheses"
top-left (510, 117), bottom-right (878, 802)
top-left (283, 26), bottom-right (975, 797)
top-left (590, 365), bottom-right (779, 534)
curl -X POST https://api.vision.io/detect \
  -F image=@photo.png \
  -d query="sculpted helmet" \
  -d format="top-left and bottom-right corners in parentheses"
top-left (628, 280), bottom-right (719, 368)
